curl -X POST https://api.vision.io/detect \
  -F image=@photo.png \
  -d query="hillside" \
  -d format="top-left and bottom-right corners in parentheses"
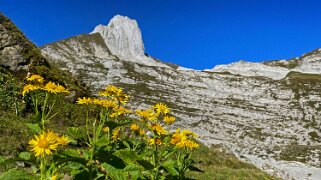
top-left (0, 13), bottom-right (276, 179)
top-left (41, 15), bottom-right (321, 179)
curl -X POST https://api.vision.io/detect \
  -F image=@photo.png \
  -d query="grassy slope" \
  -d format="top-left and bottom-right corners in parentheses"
top-left (188, 145), bottom-right (274, 180)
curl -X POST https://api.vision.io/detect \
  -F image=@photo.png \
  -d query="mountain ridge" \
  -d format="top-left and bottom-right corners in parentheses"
top-left (41, 15), bottom-right (321, 179)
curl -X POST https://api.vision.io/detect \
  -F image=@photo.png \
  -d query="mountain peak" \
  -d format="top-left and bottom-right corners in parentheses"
top-left (91, 15), bottom-right (145, 60)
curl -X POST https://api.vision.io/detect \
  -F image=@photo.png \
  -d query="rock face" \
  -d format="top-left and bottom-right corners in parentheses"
top-left (41, 15), bottom-right (321, 179)
top-left (91, 15), bottom-right (168, 67)
top-left (0, 13), bottom-right (44, 71)
top-left (207, 60), bottom-right (290, 80)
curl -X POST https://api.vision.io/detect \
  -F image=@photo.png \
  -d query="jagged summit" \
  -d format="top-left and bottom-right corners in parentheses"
top-left (92, 15), bottom-right (145, 59)
top-left (91, 15), bottom-right (167, 67)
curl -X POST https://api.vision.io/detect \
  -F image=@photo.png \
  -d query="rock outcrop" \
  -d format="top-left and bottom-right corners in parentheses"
top-left (41, 15), bottom-right (321, 179)
top-left (0, 13), bottom-right (44, 71)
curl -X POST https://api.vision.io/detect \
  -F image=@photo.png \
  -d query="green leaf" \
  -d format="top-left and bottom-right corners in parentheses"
top-left (122, 140), bottom-right (131, 149)
top-left (163, 160), bottom-right (179, 176)
top-left (123, 164), bottom-right (144, 179)
top-left (96, 135), bottom-right (109, 147)
top-left (18, 152), bottom-right (31, 161)
top-left (95, 123), bottom-right (104, 139)
top-left (26, 123), bottom-right (41, 134)
top-left (0, 168), bottom-right (36, 180)
top-left (114, 150), bottom-right (141, 165)
top-left (67, 127), bottom-right (84, 139)
top-left (101, 163), bottom-right (127, 180)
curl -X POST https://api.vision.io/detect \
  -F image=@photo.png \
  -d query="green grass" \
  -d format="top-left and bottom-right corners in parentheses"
top-left (187, 145), bottom-right (276, 180)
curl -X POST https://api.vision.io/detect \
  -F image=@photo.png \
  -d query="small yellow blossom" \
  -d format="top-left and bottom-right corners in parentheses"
top-left (111, 127), bottom-right (121, 142)
top-left (139, 129), bottom-right (145, 136)
top-left (110, 106), bottom-right (132, 118)
top-left (56, 135), bottom-right (69, 145)
top-left (102, 126), bottom-right (110, 133)
top-left (185, 140), bottom-right (199, 150)
top-left (148, 138), bottom-right (163, 145)
top-left (182, 129), bottom-right (199, 138)
top-left (22, 84), bottom-right (41, 96)
top-left (150, 123), bottom-right (168, 136)
top-left (163, 115), bottom-right (176, 125)
top-left (26, 74), bottom-right (44, 83)
top-left (44, 81), bottom-right (69, 94)
top-left (77, 97), bottom-right (92, 105)
top-left (136, 109), bottom-right (157, 121)
top-left (154, 103), bottom-right (170, 115)
top-left (130, 124), bottom-right (139, 131)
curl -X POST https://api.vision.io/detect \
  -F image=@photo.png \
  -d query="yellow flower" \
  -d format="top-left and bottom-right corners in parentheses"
top-left (182, 129), bottom-right (199, 138)
top-left (22, 84), bottom-right (41, 96)
top-left (102, 126), bottom-right (110, 133)
top-left (92, 99), bottom-right (117, 108)
top-left (28, 130), bottom-right (59, 157)
top-left (139, 129), bottom-right (145, 136)
top-left (148, 138), bottom-right (163, 145)
top-left (185, 140), bottom-right (199, 150)
top-left (150, 123), bottom-right (168, 136)
top-left (110, 106), bottom-right (132, 118)
top-left (77, 97), bottom-right (92, 105)
top-left (99, 85), bottom-right (123, 97)
top-left (56, 135), bottom-right (69, 145)
top-left (44, 81), bottom-right (69, 94)
top-left (136, 109), bottom-right (157, 121)
top-left (111, 127), bottom-right (121, 142)
top-left (26, 74), bottom-right (44, 83)
top-left (163, 115), bottom-right (176, 125)
top-left (154, 103), bottom-right (170, 115)
top-left (130, 124), bottom-right (139, 131)
top-left (51, 175), bottom-right (57, 180)
top-left (170, 132), bottom-right (186, 145)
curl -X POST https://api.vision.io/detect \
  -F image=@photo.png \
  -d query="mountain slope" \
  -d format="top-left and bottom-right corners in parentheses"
top-left (41, 15), bottom-right (321, 179)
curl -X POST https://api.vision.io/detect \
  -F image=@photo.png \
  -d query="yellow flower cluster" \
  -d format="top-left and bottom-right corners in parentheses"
top-left (22, 74), bottom-right (69, 96)
top-left (99, 85), bottom-right (129, 104)
top-left (26, 74), bottom-right (44, 83)
top-left (170, 128), bottom-right (199, 150)
top-left (43, 82), bottom-right (69, 94)
top-left (110, 106), bottom-right (132, 118)
top-left (148, 138), bottom-right (163, 145)
top-left (22, 84), bottom-right (41, 96)
top-left (136, 109), bottom-right (157, 121)
top-left (29, 130), bottom-right (69, 157)
top-left (129, 123), bottom-right (145, 136)
top-left (150, 123), bottom-right (168, 136)
top-left (136, 103), bottom-right (175, 124)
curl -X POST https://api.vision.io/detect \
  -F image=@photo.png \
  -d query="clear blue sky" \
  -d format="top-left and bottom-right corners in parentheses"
top-left (2, 0), bottom-right (321, 69)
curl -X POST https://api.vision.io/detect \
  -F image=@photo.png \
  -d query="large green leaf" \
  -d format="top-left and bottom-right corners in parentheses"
top-left (162, 160), bottom-right (179, 176)
top-left (101, 163), bottom-right (127, 180)
top-left (26, 123), bottom-right (41, 134)
top-left (95, 135), bottom-right (109, 147)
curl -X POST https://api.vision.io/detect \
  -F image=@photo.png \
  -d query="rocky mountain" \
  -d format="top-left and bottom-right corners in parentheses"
top-left (41, 15), bottom-right (321, 179)
top-left (0, 13), bottom-right (45, 72)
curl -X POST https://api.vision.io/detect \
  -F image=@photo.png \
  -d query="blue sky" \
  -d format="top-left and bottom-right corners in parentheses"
top-left (2, 0), bottom-right (321, 69)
